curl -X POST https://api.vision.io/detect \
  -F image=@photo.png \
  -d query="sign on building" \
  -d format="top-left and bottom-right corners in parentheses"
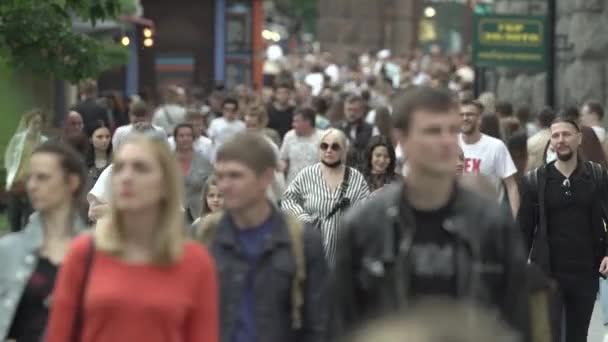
top-left (472, 14), bottom-right (548, 70)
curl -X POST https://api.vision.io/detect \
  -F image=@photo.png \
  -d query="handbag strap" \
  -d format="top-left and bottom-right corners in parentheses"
top-left (72, 236), bottom-right (96, 342)
top-left (326, 167), bottom-right (351, 219)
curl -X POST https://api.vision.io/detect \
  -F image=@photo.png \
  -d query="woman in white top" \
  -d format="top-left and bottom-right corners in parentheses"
top-left (282, 128), bottom-right (369, 266)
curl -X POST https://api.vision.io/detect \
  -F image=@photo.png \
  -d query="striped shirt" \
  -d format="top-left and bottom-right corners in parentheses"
top-left (281, 163), bottom-right (370, 265)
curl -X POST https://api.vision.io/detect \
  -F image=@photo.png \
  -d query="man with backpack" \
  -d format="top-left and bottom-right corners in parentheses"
top-left (518, 117), bottom-right (608, 342)
top-left (196, 132), bottom-right (328, 342)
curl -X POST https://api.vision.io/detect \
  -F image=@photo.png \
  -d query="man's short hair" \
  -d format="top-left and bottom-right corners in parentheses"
top-left (79, 79), bottom-right (97, 96)
top-left (460, 99), bottom-right (485, 114)
top-left (129, 101), bottom-right (151, 118)
top-left (215, 132), bottom-right (277, 175)
top-left (274, 82), bottom-right (292, 91)
top-left (392, 87), bottom-right (458, 133)
top-left (222, 97), bottom-right (239, 110)
top-left (552, 116), bottom-right (580, 132)
top-left (537, 107), bottom-right (556, 128)
top-left (294, 107), bottom-right (316, 127)
top-left (585, 101), bottom-right (604, 120)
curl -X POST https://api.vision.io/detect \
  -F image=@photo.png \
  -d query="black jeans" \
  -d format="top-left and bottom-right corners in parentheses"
top-left (7, 191), bottom-right (32, 232)
top-left (555, 274), bottom-right (597, 342)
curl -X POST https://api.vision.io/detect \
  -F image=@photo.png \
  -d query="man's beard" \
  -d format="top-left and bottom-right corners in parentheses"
top-left (461, 123), bottom-right (476, 135)
top-left (556, 149), bottom-right (574, 161)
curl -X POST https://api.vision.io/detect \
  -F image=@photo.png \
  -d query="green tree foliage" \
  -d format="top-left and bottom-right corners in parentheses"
top-left (0, 0), bottom-right (131, 82)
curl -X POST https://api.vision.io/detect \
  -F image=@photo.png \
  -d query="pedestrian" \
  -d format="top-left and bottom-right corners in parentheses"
top-left (243, 104), bottom-right (281, 147)
top-left (335, 94), bottom-right (378, 171)
top-left (280, 107), bottom-right (324, 184)
top-left (527, 107), bottom-right (555, 171)
top-left (196, 132), bottom-right (328, 342)
top-left (267, 83), bottom-right (296, 139)
top-left (168, 110), bottom-right (214, 163)
top-left (0, 141), bottom-right (87, 342)
top-left (518, 117), bottom-right (608, 342)
top-left (208, 97), bottom-right (246, 152)
top-left (58, 111), bottom-right (88, 157)
top-left (282, 128), bottom-right (370, 265)
top-left (459, 99), bottom-right (520, 217)
top-left (363, 135), bottom-right (399, 192)
top-left (73, 79), bottom-right (112, 133)
top-left (112, 101), bottom-right (168, 148)
top-left (330, 87), bottom-right (529, 340)
top-left (153, 85), bottom-right (186, 135)
top-left (190, 176), bottom-right (223, 237)
top-left (5, 109), bottom-right (48, 232)
top-left (173, 123), bottom-right (213, 223)
top-left (46, 134), bottom-right (219, 342)
top-left (84, 121), bottom-right (112, 193)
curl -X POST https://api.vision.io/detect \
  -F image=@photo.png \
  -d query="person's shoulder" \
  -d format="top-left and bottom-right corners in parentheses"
top-left (182, 241), bottom-right (215, 270)
top-left (481, 134), bottom-right (507, 147)
top-left (344, 183), bottom-right (400, 224)
top-left (283, 129), bottom-right (296, 140)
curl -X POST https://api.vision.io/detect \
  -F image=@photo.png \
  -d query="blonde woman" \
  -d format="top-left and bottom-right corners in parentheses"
top-left (5, 109), bottom-right (48, 231)
top-left (190, 176), bottom-right (224, 237)
top-left (282, 128), bottom-right (369, 266)
top-left (46, 134), bottom-right (218, 342)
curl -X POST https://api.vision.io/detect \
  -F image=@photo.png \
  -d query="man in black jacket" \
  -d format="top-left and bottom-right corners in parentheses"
top-left (331, 87), bottom-right (529, 340)
top-left (518, 117), bottom-right (608, 342)
top-left (335, 94), bottom-right (376, 171)
top-left (73, 79), bottom-right (111, 133)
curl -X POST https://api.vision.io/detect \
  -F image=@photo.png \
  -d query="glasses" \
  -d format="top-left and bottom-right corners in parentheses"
top-left (562, 178), bottom-right (571, 197)
top-left (320, 142), bottom-right (341, 152)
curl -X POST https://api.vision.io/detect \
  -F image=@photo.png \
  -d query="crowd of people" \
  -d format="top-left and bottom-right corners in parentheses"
top-left (1, 48), bottom-right (608, 342)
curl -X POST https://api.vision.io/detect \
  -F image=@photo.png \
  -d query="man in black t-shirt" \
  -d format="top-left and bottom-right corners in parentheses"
top-left (519, 117), bottom-right (608, 342)
top-left (331, 87), bottom-right (530, 340)
top-left (267, 84), bottom-right (295, 139)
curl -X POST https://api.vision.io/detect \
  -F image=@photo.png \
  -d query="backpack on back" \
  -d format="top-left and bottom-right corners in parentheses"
top-left (196, 211), bottom-right (306, 329)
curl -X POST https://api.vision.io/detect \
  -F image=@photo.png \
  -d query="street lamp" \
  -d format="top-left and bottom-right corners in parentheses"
top-left (424, 6), bottom-right (436, 18)
top-left (143, 28), bottom-right (153, 38)
top-left (143, 38), bottom-right (154, 47)
top-left (120, 36), bottom-right (130, 46)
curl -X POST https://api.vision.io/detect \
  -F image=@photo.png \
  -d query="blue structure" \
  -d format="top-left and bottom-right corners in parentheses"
top-left (214, 0), bottom-right (226, 84)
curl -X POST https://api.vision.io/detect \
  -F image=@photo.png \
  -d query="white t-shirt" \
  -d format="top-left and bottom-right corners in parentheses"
top-left (458, 133), bottom-right (517, 199)
top-left (88, 164), bottom-right (112, 205)
top-left (207, 117), bottom-right (246, 149)
top-left (168, 135), bottom-right (214, 162)
top-left (280, 129), bottom-right (323, 184)
top-left (112, 124), bottom-right (167, 149)
top-left (152, 104), bottom-right (186, 135)
top-left (592, 126), bottom-right (606, 143)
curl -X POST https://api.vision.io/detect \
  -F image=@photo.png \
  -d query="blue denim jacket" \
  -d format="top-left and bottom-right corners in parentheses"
top-left (209, 208), bottom-right (329, 342)
top-left (0, 212), bottom-right (86, 340)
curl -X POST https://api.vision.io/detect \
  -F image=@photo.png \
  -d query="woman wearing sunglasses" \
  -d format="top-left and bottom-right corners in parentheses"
top-left (282, 128), bottom-right (369, 266)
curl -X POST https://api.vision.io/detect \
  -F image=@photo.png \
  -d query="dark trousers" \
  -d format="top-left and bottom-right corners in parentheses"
top-left (555, 275), bottom-right (597, 342)
top-left (7, 191), bottom-right (32, 232)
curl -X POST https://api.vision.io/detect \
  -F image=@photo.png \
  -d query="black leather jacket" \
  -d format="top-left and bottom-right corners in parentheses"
top-left (209, 208), bottom-right (328, 342)
top-left (518, 160), bottom-right (608, 276)
top-left (330, 182), bottom-right (529, 340)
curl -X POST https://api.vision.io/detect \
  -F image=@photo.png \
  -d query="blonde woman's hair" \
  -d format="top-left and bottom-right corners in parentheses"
top-left (319, 128), bottom-right (349, 163)
top-left (94, 134), bottom-right (185, 264)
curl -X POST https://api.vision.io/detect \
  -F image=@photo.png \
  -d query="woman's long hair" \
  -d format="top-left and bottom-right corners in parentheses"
top-left (94, 134), bottom-right (185, 264)
top-left (364, 135), bottom-right (396, 177)
top-left (199, 175), bottom-right (219, 218)
top-left (85, 120), bottom-right (113, 168)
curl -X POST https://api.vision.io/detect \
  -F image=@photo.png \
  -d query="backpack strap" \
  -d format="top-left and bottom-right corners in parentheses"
top-left (524, 168), bottom-right (541, 264)
top-left (283, 212), bottom-right (306, 330)
top-left (587, 161), bottom-right (604, 188)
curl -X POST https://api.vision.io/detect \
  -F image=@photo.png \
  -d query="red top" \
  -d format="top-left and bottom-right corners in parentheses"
top-left (46, 235), bottom-right (218, 342)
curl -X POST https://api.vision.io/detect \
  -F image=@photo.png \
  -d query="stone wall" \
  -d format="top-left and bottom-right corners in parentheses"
top-left (491, 0), bottom-right (608, 114)
top-left (317, 0), bottom-right (416, 63)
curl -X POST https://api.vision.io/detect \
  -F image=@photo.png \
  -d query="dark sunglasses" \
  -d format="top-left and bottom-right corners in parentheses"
top-left (320, 142), bottom-right (341, 152)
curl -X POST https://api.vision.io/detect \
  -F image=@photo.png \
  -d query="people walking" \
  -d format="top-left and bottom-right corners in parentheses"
top-left (196, 132), bottom-right (328, 342)
top-left (362, 135), bottom-right (399, 192)
top-left (0, 141), bottom-right (88, 342)
top-left (282, 128), bottom-right (369, 265)
top-left (518, 117), bottom-right (608, 342)
top-left (330, 87), bottom-right (529, 340)
top-left (47, 134), bottom-right (219, 342)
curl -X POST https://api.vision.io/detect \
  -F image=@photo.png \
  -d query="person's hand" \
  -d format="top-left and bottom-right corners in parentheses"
top-left (600, 257), bottom-right (608, 276)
